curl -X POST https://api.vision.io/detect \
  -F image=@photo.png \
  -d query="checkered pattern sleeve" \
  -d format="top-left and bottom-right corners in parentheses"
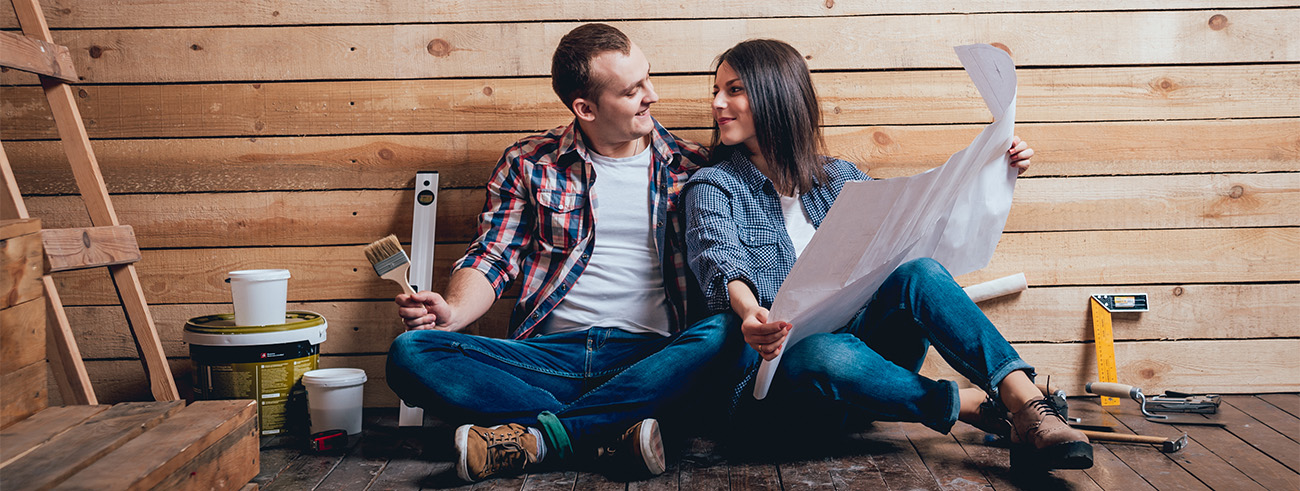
top-left (454, 149), bottom-right (533, 298)
top-left (684, 179), bottom-right (756, 314)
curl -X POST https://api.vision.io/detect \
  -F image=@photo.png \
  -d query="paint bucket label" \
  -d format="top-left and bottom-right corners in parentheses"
top-left (185, 311), bottom-right (328, 435)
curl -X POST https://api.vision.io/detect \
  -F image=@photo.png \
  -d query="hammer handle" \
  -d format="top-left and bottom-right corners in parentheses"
top-left (1078, 430), bottom-right (1166, 445)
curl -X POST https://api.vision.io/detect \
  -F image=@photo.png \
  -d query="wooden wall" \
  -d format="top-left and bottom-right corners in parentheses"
top-left (3, 1), bottom-right (1297, 407)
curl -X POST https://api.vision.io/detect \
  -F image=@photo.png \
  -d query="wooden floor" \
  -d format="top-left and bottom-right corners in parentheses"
top-left (253, 394), bottom-right (1299, 490)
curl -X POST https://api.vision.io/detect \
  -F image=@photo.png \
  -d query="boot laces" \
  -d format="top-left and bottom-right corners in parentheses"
top-left (482, 429), bottom-right (529, 473)
top-left (1028, 398), bottom-right (1065, 422)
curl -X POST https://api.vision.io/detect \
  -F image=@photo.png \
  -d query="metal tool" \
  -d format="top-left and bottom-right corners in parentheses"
top-left (1078, 429), bottom-right (1187, 453)
top-left (1149, 391), bottom-right (1221, 414)
top-left (1089, 293), bottom-right (1147, 406)
top-left (1086, 382), bottom-right (1225, 427)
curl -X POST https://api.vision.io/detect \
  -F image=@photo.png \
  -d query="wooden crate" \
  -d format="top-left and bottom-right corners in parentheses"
top-left (1, 218), bottom-right (48, 429)
top-left (0, 399), bottom-right (259, 490)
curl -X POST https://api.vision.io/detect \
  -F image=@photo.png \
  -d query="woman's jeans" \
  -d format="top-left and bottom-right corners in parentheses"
top-left (386, 312), bottom-right (733, 457)
top-left (738, 258), bottom-right (1034, 435)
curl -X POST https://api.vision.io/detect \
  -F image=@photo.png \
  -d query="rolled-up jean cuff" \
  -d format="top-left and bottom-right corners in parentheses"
top-left (926, 379), bottom-right (962, 435)
top-left (985, 358), bottom-right (1036, 403)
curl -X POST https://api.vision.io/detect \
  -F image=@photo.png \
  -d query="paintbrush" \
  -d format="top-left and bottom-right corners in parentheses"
top-left (363, 234), bottom-right (418, 296)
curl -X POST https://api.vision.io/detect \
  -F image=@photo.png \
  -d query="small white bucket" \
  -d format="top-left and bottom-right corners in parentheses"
top-left (227, 269), bottom-right (291, 326)
top-left (301, 368), bottom-right (368, 435)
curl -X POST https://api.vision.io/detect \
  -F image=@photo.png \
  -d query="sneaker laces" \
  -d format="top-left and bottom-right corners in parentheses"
top-left (481, 429), bottom-right (530, 474)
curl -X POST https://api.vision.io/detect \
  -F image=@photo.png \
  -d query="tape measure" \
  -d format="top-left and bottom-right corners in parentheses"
top-left (1090, 294), bottom-right (1148, 407)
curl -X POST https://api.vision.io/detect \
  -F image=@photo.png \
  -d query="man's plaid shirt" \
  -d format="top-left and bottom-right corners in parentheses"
top-left (454, 118), bottom-right (709, 340)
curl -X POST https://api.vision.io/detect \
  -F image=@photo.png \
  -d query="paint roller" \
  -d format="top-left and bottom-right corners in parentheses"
top-left (963, 273), bottom-right (1028, 303)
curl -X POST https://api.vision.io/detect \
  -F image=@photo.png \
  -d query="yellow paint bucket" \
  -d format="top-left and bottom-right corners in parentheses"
top-left (184, 311), bottom-right (328, 435)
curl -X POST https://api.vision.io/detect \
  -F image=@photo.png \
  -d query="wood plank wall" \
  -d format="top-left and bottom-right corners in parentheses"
top-left (3, 1), bottom-right (1297, 407)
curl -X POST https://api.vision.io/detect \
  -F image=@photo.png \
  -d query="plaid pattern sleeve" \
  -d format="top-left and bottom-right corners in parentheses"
top-left (455, 145), bottom-right (536, 297)
top-left (683, 169), bottom-right (760, 313)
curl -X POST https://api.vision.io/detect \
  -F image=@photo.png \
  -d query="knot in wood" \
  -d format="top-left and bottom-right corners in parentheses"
top-left (873, 131), bottom-right (893, 146)
top-left (1208, 14), bottom-right (1228, 31)
top-left (88, 46), bottom-right (104, 59)
top-left (1173, 286), bottom-right (1184, 296)
top-left (81, 231), bottom-right (91, 248)
top-left (1229, 185), bottom-right (1244, 199)
top-left (482, 86), bottom-right (494, 96)
top-left (824, 0), bottom-right (834, 8)
top-left (190, 44), bottom-right (203, 51)
top-left (378, 148), bottom-right (395, 160)
top-left (427, 39), bottom-right (453, 58)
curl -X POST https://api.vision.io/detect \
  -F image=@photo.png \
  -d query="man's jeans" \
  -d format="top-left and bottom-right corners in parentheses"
top-left (386, 313), bottom-right (733, 457)
top-left (738, 258), bottom-right (1034, 435)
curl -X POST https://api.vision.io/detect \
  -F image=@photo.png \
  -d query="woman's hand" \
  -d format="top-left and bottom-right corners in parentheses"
top-left (739, 306), bottom-right (791, 361)
top-left (1008, 135), bottom-right (1033, 175)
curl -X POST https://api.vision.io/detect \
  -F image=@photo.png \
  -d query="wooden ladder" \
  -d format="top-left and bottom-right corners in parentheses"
top-left (0, 0), bottom-right (179, 403)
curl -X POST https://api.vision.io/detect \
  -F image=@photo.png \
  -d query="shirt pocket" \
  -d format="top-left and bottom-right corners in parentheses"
top-left (535, 190), bottom-right (585, 251)
top-left (740, 224), bottom-right (784, 270)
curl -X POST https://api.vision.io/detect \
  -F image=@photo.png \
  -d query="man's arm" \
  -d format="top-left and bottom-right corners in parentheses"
top-left (396, 268), bottom-right (495, 332)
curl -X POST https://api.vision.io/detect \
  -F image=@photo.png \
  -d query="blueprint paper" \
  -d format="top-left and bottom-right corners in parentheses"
top-left (752, 44), bottom-right (1019, 399)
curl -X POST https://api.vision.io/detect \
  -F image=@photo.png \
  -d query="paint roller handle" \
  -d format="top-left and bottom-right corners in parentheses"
top-left (1086, 382), bottom-right (1142, 400)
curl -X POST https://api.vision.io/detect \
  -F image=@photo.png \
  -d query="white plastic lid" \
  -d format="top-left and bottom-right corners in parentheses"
top-left (301, 368), bottom-right (368, 388)
top-left (228, 269), bottom-right (291, 282)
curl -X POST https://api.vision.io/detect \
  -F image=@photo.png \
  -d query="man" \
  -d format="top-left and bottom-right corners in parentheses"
top-left (387, 23), bottom-right (731, 482)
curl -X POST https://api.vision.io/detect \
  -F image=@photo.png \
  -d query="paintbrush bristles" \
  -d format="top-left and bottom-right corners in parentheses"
top-left (364, 234), bottom-right (405, 266)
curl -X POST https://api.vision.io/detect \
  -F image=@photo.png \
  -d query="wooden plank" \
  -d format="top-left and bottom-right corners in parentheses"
top-left (3, 1), bottom-right (1293, 28)
top-left (1171, 403), bottom-right (1300, 488)
top-left (150, 415), bottom-right (259, 491)
top-left (894, 424), bottom-right (992, 490)
top-left (54, 399), bottom-right (257, 490)
top-left (729, 462), bottom-right (780, 490)
top-left (250, 434), bottom-right (301, 488)
top-left (0, 400), bottom-right (183, 490)
top-left (1104, 403), bottom-right (1268, 491)
top-left (851, 423), bottom-right (942, 490)
top-left (523, 471), bottom-right (579, 490)
top-left (921, 338), bottom-right (1300, 397)
top-left (43, 274), bottom-right (96, 405)
top-left (2, 148), bottom-right (32, 220)
top-left (0, 219), bottom-right (41, 240)
top-left (0, 298), bottom-right (45, 374)
top-left (45, 228), bottom-right (1300, 306)
top-left (310, 412), bottom-right (387, 490)
top-left (8, 119), bottom-right (1298, 194)
top-left (1219, 397), bottom-right (1300, 471)
top-left (7, 67), bottom-right (1300, 139)
top-left (1070, 400), bottom-right (1210, 490)
top-left (0, 405), bottom-right (109, 466)
top-left (260, 451), bottom-right (344, 491)
top-left (1223, 395), bottom-right (1300, 445)
top-left (775, 455), bottom-right (839, 490)
top-left (2, 10), bottom-right (1294, 83)
top-left (0, 361), bottom-right (47, 429)
top-left (948, 423), bottom-right (1108, 491)
top-left (1258, 393), bottom-right (1300, 419)
top-left (40, 225), bottom-right (141, 272)
top-left (955, 227), bottom-right (1300, 287)
top-left (0, 30), bottom-right (76, 82)
top-left (1, 226), bottom-right (45, 310)
top-left (22, 173), bottom-right (1300, 249)
top-left (48, 358), bottom-right (189, 407)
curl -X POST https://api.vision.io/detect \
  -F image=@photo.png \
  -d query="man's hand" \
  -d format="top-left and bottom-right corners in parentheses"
top-left (1008, 135), bottom-right (1033, 175)
top-left (739, 306), bottom-right (791, 362)
top-left (396, 291), bottom-right (456, 331)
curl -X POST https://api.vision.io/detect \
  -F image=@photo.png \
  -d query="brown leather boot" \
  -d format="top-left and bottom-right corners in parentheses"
top-left (593, 418), bottom-right (666, 479)
top-left (454, 423), bottom-right (541, 482)
top-left (1009, 397), bottom-right (1094, 470)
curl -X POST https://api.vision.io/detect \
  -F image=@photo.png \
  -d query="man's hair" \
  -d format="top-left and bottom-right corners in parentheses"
top-left (711, 39), bottom-right (827, 196)
top-left (551, 23), bottom-right (632, 110)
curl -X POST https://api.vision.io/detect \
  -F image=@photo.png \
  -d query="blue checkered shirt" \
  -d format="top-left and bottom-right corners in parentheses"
top-left (684, 151), bottom-right (869, 313)
top-left (454, 118), bottom-right (708, 339)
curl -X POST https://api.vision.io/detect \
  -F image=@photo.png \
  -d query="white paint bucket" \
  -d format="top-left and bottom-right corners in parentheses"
top-left (227, 269), bottom-right (290, 326)
top-left (302, 368), bottom-right (368, 435)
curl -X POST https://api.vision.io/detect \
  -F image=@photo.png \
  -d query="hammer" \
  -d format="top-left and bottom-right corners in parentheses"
top-left (1079, 430), bottom-right (1187, 453)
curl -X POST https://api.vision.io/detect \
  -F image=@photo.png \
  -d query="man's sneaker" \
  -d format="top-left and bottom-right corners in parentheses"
top-left (1009, 397), bottom-right (1094, 471)
top-left (454, 423), bottom-right (540, 482)
top-left (594, 418), bottom-right (666, 478)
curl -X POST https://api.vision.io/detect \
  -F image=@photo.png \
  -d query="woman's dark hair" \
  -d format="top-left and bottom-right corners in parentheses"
top-left (551, 23), bottom-right (631, 110)
top-left (712, 39), bottom-right (826, 196)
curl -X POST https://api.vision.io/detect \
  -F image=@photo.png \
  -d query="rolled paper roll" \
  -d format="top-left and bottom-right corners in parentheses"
top-left (963, 272), bottom-right (1028, 303)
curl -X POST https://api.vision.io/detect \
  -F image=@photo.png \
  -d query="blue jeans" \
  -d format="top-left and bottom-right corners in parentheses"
top-left (734, 258), bottom-right (1034, 435)
top-left (386, 313), bottom-right (733, 457)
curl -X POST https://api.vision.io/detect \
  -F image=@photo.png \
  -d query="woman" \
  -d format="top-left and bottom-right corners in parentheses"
top-left (684, 39), bottom-right (1092, 471)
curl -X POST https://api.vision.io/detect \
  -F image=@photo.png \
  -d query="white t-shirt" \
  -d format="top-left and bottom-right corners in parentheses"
top-left (539, 145), bottom-right (673, 336)
top-left (780, 194), bottom-right (816, 258)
